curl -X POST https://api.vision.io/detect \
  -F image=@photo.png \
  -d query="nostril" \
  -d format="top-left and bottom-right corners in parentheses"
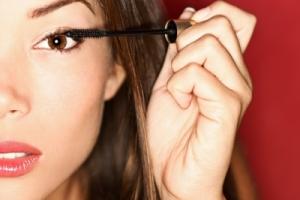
top-left (0, 90), bottom-right (30, 119)
top-left (4, 109), bottom-right (25, 119)
top-left (6, 109), bottom-right (20, 116)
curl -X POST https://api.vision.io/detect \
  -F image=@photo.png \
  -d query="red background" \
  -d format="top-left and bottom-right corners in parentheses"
top-left (164, 0), bottom-right (299, 199)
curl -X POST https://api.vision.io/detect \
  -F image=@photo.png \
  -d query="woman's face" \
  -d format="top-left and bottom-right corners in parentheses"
top-left (0, 0), bottom-right (125, 199)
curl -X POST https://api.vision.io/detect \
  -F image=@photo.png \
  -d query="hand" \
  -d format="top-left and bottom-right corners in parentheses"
top-left (146, 1), bottom-right (257, 199)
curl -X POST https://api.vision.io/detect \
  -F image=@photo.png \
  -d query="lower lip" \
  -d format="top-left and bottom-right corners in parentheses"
top-left (0, 155), bottom-right (40, 177)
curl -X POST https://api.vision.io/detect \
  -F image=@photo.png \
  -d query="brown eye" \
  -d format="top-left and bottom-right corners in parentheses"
top-left (34, 31), bottom-right (82, 53)
top-left (48, 35), bottom-right (67, 50)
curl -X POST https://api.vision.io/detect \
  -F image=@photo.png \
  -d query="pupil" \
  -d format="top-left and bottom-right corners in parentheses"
top-left (54, 38), bottom-right (61, 45)
top-left (49, 35), bottom-right (67, 50)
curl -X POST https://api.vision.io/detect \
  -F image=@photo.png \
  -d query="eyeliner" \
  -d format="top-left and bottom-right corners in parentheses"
top-left (64, 20), bottom-right (195, 43)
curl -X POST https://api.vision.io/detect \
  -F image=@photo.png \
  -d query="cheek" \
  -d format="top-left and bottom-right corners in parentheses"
top-left (32, 41), bottom-right (110, 149)
top-left (24, 40), bottom-right (113, 198)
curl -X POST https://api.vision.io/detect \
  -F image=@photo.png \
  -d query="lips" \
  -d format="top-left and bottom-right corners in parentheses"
top-left (0, 141), bottom-right (41, 177)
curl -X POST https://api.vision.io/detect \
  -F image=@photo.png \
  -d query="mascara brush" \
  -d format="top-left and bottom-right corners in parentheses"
top-left (64, 20), bottom-right (195, 43)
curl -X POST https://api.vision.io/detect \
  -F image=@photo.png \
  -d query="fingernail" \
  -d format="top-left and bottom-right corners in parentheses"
top-left (192, 7), bottom-right (211, 21)
top-left (180, 7), bottom-right (196, 19)
top-left (184, 7), bottom-right (196, 13)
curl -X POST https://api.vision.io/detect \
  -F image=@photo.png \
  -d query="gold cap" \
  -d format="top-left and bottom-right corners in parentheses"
top-left (165, 19), bottom-right (196, 43)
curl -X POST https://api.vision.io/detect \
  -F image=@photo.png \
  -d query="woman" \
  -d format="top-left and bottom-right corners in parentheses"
top-left (0, 0), bottom-right (256, 199)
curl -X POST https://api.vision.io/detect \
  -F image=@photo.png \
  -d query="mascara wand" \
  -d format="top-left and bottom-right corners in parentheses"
top-left (64, 20), bottom-right (195, 43)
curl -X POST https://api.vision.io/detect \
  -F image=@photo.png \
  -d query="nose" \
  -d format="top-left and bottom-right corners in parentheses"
top-left (0, 27), bottom-right (31, 120)
top-left (0, 86), bottom-right (29, 119)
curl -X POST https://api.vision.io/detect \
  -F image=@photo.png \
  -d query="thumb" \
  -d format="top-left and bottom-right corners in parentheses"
top-left (152, 44), bottom-right (176, 91)
top-left (152, 7), bottom-right (196, 91)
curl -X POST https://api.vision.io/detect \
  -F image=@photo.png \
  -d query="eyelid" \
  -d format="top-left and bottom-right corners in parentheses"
top-left (34, 36), bottom-right (78, 51)
top-left (32, 27), bottom-right (73, 47)
top-left (32, 27), bottom-right (84, 52)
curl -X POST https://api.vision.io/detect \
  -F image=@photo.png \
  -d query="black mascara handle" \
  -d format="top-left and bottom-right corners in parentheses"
top-left (64, 20), bottom-right (194, 43)
top-left (165, 20), bottom-right (177, 43)
top-left (104, 20), bottom-right (195, 43)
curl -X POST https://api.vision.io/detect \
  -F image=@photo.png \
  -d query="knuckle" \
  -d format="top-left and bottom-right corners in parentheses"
top-left (170, 50), bottom-right (191, 72)
top-left (211, 92), bottom-right (243, 123)
top-left (199, 34), bottom-right (220, 51)
top-left (176, 34), bottom-right (187, 50)
top-left (166, 77), bottom-right (174, 91)
top-left (211, 15), bottom-right (235, 38)
top-left (226, 92), bottom-right (243, 115)
top-left (249, 13), bottom-right (257, 26)
top-left (242, 86), bottom-right (253, 106)
top-left (226, 86), bottom-right (253, 116)
top-left (211, 15), bottom-right (232, 28)
top-left (209, 15), bottom-right (234, 35)
top-left (211, 0), bottom-right (228, 10)
top-left (185, 63), bottom-right (201, 76)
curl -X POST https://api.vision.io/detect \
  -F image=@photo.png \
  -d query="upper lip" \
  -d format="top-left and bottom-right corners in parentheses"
top-left (0, 141), bottom-right (41, 155)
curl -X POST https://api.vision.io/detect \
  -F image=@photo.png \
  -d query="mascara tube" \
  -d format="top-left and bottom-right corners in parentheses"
top-left (165, 20), bottom-right (196, 43)
top-left (64, 19), bottom-right (197, 43)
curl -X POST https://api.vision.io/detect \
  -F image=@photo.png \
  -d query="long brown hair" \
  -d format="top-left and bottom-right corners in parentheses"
top-left (79, 0), bottom-right (237, 199)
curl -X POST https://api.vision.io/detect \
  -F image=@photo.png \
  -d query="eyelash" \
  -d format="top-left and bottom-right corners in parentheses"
top-left (35, 28), bottom-right (85, 54)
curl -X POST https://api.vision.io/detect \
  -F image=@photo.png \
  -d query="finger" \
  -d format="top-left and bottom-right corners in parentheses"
top-left (179, 7), bottom-right (196, 19)
top-left (167, 63), bottom-right (242, 163)
top-left (167, 62), bottom-right (233, 110)
top-left (191, 0), bottom-right (257, 52)
top-left (152, 44), bottom-right (177, 91)
top-left (176, 15), bottom-right (251, 86)
top-left (172, 34), bottom-right (250, 110)
top-left (152, 7), bottom-right (195, 91)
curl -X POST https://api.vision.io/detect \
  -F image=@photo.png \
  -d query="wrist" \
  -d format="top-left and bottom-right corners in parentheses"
top-left (161, 192), bottom-right (226, 200)
top-left (159, 183), bottom-right (225, 200)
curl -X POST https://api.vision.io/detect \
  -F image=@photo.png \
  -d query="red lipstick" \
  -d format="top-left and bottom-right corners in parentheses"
top-left (0, 141), bottom-right (41, 177)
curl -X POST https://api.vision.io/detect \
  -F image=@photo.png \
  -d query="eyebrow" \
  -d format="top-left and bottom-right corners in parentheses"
top-left (28, 0), bottom-right (95, 19)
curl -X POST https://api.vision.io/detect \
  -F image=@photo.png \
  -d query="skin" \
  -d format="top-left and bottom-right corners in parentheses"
top-left (147, 1), bottom-right (256, 199)
top-left (0, 1), bottom-right (125, 200)
top-left (0, 0), bottom-right (256, 200)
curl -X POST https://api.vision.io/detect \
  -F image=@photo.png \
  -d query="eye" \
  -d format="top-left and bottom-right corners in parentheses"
top-left (34, 33), bottom-right (82, 52)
